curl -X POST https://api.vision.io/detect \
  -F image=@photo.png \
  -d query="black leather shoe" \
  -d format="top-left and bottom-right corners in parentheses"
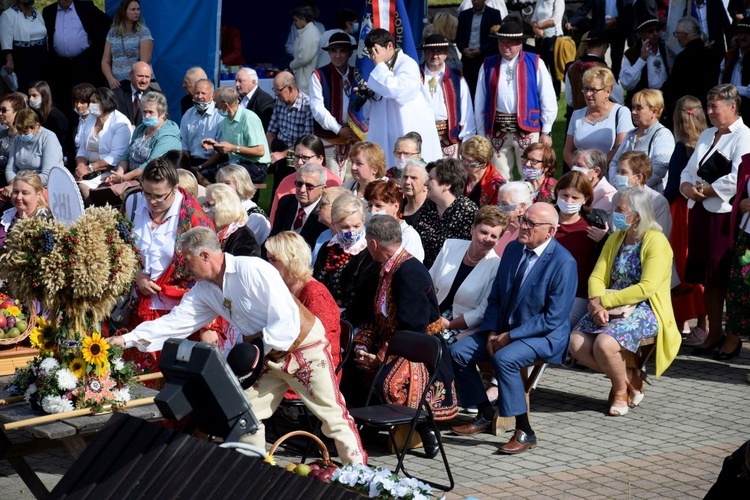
top-left (691, 342), bottom-right (721, 356)
top-left (714, 339), bottom-right (742, 361)
top-left (417, 424), bottom-right (440, 459)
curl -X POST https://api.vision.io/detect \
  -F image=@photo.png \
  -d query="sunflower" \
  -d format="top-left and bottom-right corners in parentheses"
top-left (81, 332), bottom-right (110, 367)
top-left (30, 317), bottom-right (56, 353)
top-left (68, 358), bottom-right (87, 379)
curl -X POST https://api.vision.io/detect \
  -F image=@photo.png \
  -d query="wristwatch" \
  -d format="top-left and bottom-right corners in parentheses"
top-left (88, 164), bottom-right (94, 172)
top-left (235, 146), bottom-right (241, 154)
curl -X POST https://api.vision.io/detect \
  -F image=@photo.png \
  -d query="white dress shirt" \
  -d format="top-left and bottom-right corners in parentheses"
top-left (519, 237), bottom-right (553, 286)
top-left (619, 49), bottom-right (668, 91)
top-left (121, 254), bottom-right (300, 352)
top-left (309, 66), bottom-right (351, 135)
top-left (422, 64), bottom-right (477, 140)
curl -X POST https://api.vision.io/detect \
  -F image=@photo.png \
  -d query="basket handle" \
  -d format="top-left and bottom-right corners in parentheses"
top-left (267, 430), bottom-right (331, 465)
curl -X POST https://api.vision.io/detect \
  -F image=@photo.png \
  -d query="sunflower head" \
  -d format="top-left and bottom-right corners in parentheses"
top-left (81, 332), bottom-right (110, 368)
top-left (68, 357), bottom-right (87, 379)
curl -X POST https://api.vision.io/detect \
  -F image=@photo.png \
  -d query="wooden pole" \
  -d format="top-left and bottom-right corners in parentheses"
top-left (136, 372), bottom-right (163, 382)
top-left (0, 396), bottom-right (24, 405)
top-left (3, 397), bottom-right (155, 431)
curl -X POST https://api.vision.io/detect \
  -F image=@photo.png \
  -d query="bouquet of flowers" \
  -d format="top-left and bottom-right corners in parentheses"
top-left (740, 249), bottom-right (750, 286)
top-left (6, 317), bottom-right (139, 414)
top-left (332, 464), bottom-right (436, 500)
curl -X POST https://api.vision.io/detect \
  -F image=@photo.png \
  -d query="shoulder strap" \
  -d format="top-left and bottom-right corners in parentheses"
top-left (129, 193), bottom-right (138, 222)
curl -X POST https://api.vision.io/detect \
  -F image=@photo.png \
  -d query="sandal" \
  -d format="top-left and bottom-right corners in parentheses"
top-left (608, 403), bottom-right (629, 416)
top-left (629, 390), bottom-right (644, 408)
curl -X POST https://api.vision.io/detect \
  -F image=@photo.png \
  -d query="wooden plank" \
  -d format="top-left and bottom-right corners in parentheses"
top-left (0, 437), bottom-right (67, 459)
top-left (60, 435), bottom-right (88, 459)
top-left (0, 429), bottom-right (49, 499)
top-left (29, 421), bottom-right (77, 440)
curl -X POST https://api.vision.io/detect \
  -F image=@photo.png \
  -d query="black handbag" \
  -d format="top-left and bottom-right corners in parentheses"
top-left (697, 150), bottom-right (732, 184)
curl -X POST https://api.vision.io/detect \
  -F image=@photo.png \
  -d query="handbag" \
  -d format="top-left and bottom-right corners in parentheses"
top-left (109, 195), bottom-right (139, 329)
top-left (604, 289), bottom-right (636, 319)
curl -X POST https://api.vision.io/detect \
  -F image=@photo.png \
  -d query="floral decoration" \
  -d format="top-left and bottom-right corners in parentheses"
top-left (740, 250), bottom-right (750, 286)
top-left (332, 464), bottom-right (435, 499)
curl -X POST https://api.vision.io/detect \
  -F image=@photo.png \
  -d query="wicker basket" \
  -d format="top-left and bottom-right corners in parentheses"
top-left (0, 305), bottom-right (36, 346)
top-left (268, 430), bottom-right (338, 471)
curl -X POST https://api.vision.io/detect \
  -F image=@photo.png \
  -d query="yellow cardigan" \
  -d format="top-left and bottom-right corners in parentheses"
top-left (588, 230), bottom-right (681, 378)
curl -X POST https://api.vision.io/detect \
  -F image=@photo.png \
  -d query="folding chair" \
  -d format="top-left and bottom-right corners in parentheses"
top-left (348, 331), bottom-right (454, 492)
top-left (275, 320), bottom-right (355, 461)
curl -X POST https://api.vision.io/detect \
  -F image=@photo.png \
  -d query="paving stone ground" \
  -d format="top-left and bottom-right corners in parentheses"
top-left (1, 342), bottom-right (748, 499)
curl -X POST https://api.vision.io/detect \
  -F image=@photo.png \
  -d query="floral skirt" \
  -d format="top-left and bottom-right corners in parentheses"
top-left (725, 231), bottom-right (750, 337)
top-left (574, 301), bottom-right (659, 353)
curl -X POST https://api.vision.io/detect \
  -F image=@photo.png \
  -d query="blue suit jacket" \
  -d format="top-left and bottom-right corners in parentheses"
top-left (479, 238), bottom-right (577, 365)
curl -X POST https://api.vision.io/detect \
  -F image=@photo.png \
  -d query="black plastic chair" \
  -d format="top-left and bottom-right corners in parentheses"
top-left (275, 319), bottom-right (355, 461)
top-left (348, 331), bottom-right (454, 492)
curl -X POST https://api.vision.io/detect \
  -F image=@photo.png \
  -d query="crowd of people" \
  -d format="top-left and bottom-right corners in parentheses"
top-left (1, 0), bottom-right (749, 466)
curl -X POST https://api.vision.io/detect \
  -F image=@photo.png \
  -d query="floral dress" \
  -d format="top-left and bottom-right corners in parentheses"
top-left (574, 240), bottom-right (658, 353)
top-left (415, 196), bottom-right (477, 268)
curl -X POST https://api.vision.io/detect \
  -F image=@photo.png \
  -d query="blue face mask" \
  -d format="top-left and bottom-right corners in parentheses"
top-left (142, 116), bottom-right (159, 128)
top-left (19, 133), bottom-right (35, 142)
top-left (523, 167), bottom-right (543, 181)
top-left (612, 211), bottom-right (631, 231)
top-left (614, 174), bottom-right (631, 191)
top-left (352, 22), bottom-right (360, 33)
top-left (337, 228), bottom-right (364, 247)
top-left (217, 109), bottom-right (229, 118)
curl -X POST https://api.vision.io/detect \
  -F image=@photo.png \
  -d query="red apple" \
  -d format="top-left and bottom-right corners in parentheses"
top-left (0, 315), bottom-right (7, 329)
top-left (0, 300), bottom-right (14, 309)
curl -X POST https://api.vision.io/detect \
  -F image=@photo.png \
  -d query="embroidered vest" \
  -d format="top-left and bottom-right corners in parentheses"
top-left (421, 66), bottom-right (463, 144)
top-left (482, 52), bottom-right (542, 135)
top-left (312, 64), bottom-right (354, 140)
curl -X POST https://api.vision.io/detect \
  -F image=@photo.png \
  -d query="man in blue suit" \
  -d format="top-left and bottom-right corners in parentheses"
top-left (450, 202), bottom-right (577, 454)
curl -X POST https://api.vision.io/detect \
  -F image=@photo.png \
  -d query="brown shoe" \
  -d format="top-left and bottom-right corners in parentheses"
top-left (451, 415), bottom-right (491, 435)
top-left (498, 429), bottom-right (537, 454)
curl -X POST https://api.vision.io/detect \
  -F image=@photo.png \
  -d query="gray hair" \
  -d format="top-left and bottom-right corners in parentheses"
top-left (573, 149), bottom-right (608, 179)
top-left (498, 181), bottom-right (533, 207)
top-left (618, 187), bottom-right (662, 239)
top-left (214, 86), bottom-right (238, 105)
top-left (676, 16), bottom-right (704, 41)
top-left (365, 214), bottom-right (402, 247)
top-left (195, 78), bottom-right (215, 92)
top-left (707, 84), bottom-right (742, 112)
top-left (141, 91), bottom-right (167, 116)
top-left (401, 160), bottom-right (428, 179)
top-left (297, 162), bottom-right (327, 184)
top-left (185, 66), bottom-right (207, 81)
top-left (180, 226), bottom-right (222, 255)
top-left (395, 131), bottom-right (422, 154)
top-left (236, 67), bottom-right (258, 82)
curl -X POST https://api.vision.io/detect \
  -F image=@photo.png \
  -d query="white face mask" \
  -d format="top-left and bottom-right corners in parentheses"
top-left (556, 197), bottom-right (582, 214)
top-left (394, 157), bottom-right (409, 170)
top-left (28, 98), bottom-right (42, 110)
top-left (88, 103), bottom-right (102, 117)
top-left (571, 166), bottom-right (589, 174)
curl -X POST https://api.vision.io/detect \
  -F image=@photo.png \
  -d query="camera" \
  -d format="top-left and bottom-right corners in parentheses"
top-left (350, 86), bottom-right (376, 112)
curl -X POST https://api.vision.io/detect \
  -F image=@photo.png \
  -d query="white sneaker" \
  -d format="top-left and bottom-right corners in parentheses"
top-left (683, 327), bottom-right (708, 347)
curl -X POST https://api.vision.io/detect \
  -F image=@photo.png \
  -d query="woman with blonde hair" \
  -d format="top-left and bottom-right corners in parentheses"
top-left (564, 67), bottom-right (633, 167)
top-left (345, 141), bottom-right (387, 200)
top-left (216, 164), bottom-right (270, 244)
top-left (266, 231), bottom-right (342, 374)
top-left (312, 186), bottom-right (349, 264)
top-left (609, 89), bottom-right (675, 192)
top-left (461, 135), bottom-right (506, 207)
top-left (664, 96), bottom-right (708, 344)
top-left (102, 0), bottom-right (154, 88)
top-left (203, 183), bottom-right (259, 258)
top-left (0, 171), bottom-right (50, 247)
top-left (429, 11), bottom-right (461, 71)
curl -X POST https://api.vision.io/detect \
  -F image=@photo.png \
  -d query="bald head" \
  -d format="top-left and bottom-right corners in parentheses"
top-left (518, 202), bottom-right (558, 249)
top-left (183, 66), bottom-right (208, 96)
top-left (130, 61), bottom-right (152, 92)
top-left (273, 71), bottom-right (299, 105)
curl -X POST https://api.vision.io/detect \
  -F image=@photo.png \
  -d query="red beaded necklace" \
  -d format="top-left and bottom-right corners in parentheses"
top-left (324, 246), bottom-right (351, 272)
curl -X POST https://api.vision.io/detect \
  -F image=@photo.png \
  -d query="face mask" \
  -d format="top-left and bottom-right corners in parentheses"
top-left (557, 197), bottom-right (582, 215)
top-left (193, 100), bottom-right (210, 112)
top-left (614, 174), bottom-right (631, 191)
top-left (337, 228), bottom-right (364, 247)
top-left (523, 167), bottom-right (543, 181)
top-left (369, 209), bottom-right (387, 217)
top-left (217, 108), bottom-right (229, 118)
top-left (612, 211), bottom-right (631, 231)
top-left (88, 103), bottom-right (101, 117)
top-left (571, 166), bottom-right (589, 174)
top-left (394, 157), bottom-right (409, 170)
top-left (20, 133), bottom-right (35, 142)
top-left (74, 107), bottom-right (89, 117)
top-left (28, 98), bottom-right (41, 110)
top-left (142, 116), bottom-right (159, 128)
top-left (22, 0), bottom-right (34, 6)
top-left (352, 22), bottom-right (360, 33)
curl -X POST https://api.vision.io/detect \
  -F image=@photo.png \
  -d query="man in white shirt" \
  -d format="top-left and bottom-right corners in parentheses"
top-left (310, 32), bottom-right (359, 181)
top-left (474, 19), bottom-right (558, 180)
top-left (620, 18), bottom-right (668, 107)
top-left (235, 68), bottom-right (274, 131)
top-left (110, 227), bottom-right (366, 464)
top-left (420, 34), bottom-right (476, 159)
top-left (180, 79), bottom-right (223, 170)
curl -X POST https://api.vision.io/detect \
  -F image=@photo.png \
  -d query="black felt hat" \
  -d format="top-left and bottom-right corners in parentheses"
top-left (636, 17), bottom-right (664, 32)
top-left (419, 34), bottom-right (451, 50)
top-left (322, 32), bottom-right (356, 51)
top-left (489, 19), bottom-right (526, 40)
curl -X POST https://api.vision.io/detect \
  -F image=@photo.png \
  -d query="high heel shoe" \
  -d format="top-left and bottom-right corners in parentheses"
top-left (713, 338), bottom-right (742, 361)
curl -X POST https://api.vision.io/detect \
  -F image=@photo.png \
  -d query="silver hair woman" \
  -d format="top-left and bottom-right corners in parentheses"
top-left (216, 164), bottom-right (270, 244)
top-left (570, 187), bottom-right (681, 417)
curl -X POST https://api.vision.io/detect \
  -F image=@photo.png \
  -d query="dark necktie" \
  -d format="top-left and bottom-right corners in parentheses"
top-left (133, 91), bottom-right (141, 118)
top-left (510, 248), bottom-right (534, 299)
top-left (293, 207), bottom-right (305, 230)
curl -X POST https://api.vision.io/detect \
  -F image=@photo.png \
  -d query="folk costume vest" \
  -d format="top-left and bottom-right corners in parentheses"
top-left (482, 51), bottom-right (542, 135)
top-left (312, 63), bottom-right (355, 140)
top-left (421, 65), bottom-right (463, 144)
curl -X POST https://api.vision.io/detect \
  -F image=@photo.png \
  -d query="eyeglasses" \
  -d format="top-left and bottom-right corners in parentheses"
top-left (519, 216), bottom-right (553, 229)
top-left (497, 204), bottom-right (518, 212)
top-left (142, 188), bottom-right (174, 202)
top-left (294, 154), bottom-right (318, 163)
top-left (294, 181), bottom-right (323, 191)
top-left (0, 107), bottom-right (9, 113)
top-left (461, 157), bottom-right (483, 169)
top-left (393, 150), bottom-right (419, 158)
top-left (272, 84), bottom-right (290, 94)
top-left (521, 156), bottom-right (544, 166)
top-left (581, 87), bottom-right (605, 95)
top-left (673, 31), bottom-right (687, 37)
